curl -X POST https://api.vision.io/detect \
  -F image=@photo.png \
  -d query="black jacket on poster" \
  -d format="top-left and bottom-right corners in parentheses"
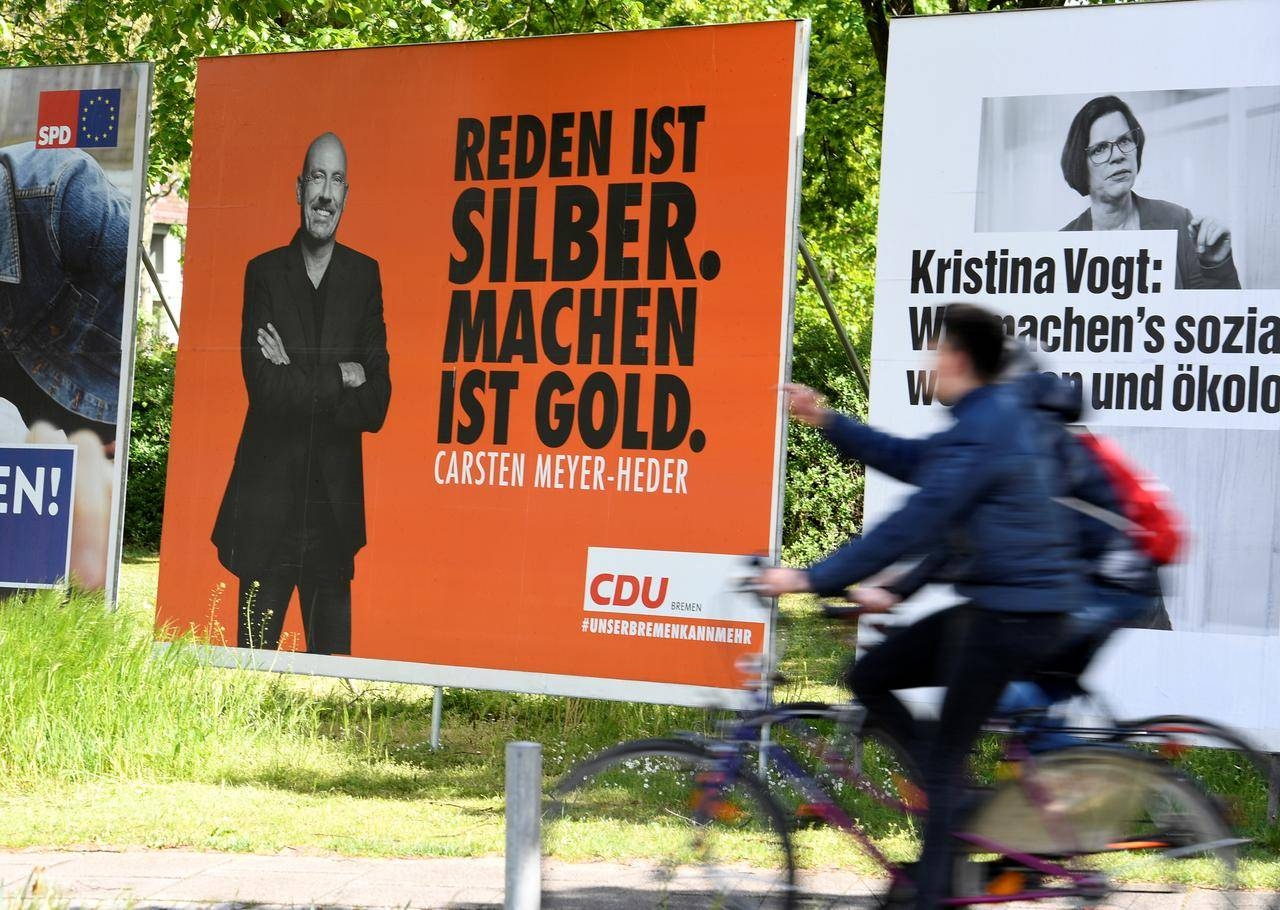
top-left (213, 231), bottom-right (391, 578)
top-left (1061, 192), bottom-right (1240, 290)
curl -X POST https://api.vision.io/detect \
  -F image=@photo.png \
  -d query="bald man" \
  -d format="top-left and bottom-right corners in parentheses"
top-left (213, 132), bottom-right (391, 654)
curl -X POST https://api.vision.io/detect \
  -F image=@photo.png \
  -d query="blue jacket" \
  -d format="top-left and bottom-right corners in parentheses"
top-left (0, 142), bottom-right (130, 427)
top-left (806, 383), bottom-right (1080, 613)
top-left (1016, 372), bottom-right (1158, 595)
top-left (886, 372), bottom-right (1159, 601)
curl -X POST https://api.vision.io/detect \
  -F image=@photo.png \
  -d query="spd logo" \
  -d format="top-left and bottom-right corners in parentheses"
top-left (588, 573), bottom-right (669, 610)
top-left (36, 89), bottom-right (121, 149)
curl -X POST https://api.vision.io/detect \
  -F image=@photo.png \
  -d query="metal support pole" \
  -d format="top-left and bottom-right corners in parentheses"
top-left (758, 722), bottom-right (772, 782)
top-left (1268, 753), bottom-right (1280, 824)
top-left (430, 686), bottom-right (443, 750)
top-left (799, 235), bottom-right (869, 397)
top-left (505, 741), bottom-right (542, 910)
top-left (139, 245), bottom-right (180, 335)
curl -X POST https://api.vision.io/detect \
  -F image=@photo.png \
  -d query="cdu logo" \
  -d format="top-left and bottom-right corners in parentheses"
top-left (588, 573), bottom-right (671, 610)
top-left (36, 88), bottom-right (122, 149)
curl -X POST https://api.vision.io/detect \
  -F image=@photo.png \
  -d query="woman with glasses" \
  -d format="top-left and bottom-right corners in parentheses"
top-left (1060, 94), bottom-right (1240, 290)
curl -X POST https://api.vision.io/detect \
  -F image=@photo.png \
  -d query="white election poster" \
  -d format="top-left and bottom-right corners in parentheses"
top-left (870, 0), bottom-right (1280, 747)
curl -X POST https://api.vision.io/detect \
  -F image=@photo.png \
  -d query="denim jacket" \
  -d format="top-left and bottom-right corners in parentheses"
top-left (0, 142), bottom-right (130, 425)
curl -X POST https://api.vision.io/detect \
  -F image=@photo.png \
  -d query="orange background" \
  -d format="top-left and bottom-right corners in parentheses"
top-left (157, 22), bottom-right (803, 693)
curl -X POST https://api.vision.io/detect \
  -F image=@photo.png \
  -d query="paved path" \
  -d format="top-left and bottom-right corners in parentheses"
top-left (0, 849), bottom-right (1275, 909)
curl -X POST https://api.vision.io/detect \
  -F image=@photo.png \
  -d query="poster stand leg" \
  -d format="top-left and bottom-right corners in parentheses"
top-left (431, 686), bottom-right (444, 750)
top-left (758, 722), bottom-right (771, 783)
top-left (798, 236), bottom-right (869, 397)
top-left (1268, 753), bottom-right (1280, 824)
top-left (140, 244), bottom-right (180, 335)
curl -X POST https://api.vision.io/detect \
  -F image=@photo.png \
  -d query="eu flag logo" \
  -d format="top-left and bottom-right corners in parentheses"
top-left (36, 89), bottom-right (121, 149)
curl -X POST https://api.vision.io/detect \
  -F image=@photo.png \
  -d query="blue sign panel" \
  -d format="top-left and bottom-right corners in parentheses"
top-left (0, 445), bottom-right (76, 588)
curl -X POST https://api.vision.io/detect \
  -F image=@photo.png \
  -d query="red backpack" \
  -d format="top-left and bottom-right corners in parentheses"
top-left (1075, 433), bottom-right (1186, 565)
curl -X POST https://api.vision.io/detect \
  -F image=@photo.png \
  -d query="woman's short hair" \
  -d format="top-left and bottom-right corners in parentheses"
top-left (1060, 95), bottom-right (1145, 196)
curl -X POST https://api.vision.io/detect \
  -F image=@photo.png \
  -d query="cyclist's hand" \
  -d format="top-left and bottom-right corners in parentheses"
top-left (848, 586), bottom-right (900, 614)
top-left (753, 567), bottom-right (812, 597)
top-left (783, 383), bottom-right (832, 429)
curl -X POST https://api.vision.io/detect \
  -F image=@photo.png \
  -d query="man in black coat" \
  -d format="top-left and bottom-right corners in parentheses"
top-left (213, 132), bottom-right (390, 654)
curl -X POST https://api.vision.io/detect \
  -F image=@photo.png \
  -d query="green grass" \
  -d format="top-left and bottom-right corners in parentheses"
top-left (0, 556), bottom-right (1276, 888)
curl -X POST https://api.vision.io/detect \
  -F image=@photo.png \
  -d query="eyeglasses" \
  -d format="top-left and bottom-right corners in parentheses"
top-left (1086, 128), bottom-right (1141, 166)
top-left (305, 170), bottom-right (347, 189)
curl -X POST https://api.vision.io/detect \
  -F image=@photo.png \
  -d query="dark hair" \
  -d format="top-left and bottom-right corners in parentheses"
top-left (1060, 95), bottom-right (1144, 196)
top-left (942, 304), bottom-right (1006, 382)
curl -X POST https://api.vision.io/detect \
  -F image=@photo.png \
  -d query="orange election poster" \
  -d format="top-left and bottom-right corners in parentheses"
top-left (157, 21), bottom-right (808, 707)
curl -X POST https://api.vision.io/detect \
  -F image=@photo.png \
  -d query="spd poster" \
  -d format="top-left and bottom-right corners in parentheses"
top-left (0, 63), bottom-right (151, 597)
top-left (157, 23), bottom-right (808, 706)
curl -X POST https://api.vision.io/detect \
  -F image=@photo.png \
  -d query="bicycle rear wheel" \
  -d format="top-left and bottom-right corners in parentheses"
top-left (955, 745), bottom-right (1243, 908)
top-left (545, 737), bottom-right (797, 909)
top-left (1115, 714), bottom-right (1267, 830)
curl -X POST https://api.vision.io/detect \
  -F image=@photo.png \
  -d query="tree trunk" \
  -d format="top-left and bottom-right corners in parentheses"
top-left (859, 0), bottom-right (918, 78)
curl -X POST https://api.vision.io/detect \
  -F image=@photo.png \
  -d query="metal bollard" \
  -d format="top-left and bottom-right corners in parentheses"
top-left (505, 741), bottom-right (542, 910)
top-left (430, 686), bottom-right (443, 750)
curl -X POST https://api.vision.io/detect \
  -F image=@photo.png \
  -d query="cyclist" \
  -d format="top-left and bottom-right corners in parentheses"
top-left (755, 304), bottom-right (1077, 910)
top-left (854, 358), bottom-right (1166, 748)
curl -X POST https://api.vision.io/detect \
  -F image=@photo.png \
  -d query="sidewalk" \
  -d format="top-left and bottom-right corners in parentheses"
top-left (0, 849), bottom-right (1273, 909)
top-left (0, 851), bottom-right (508, 908)
top-left (0, 850), bottom-right (877, 909)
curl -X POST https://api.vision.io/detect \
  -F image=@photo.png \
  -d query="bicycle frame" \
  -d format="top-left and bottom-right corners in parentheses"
top-left (684, 709), bottom-right (1122, 906)
top-left (666, 587), bottom-right (1253, 906)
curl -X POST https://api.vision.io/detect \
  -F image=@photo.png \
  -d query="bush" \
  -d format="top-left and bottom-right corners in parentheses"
top-left (780, 277), bottom-right (870, 567)
top-left (782, 372), bottom-right (866, 566)
top-left (124, 328), bottom-right (176, 549)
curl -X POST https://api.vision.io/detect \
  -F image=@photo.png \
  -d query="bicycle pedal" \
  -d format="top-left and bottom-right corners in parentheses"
top-left (986, 870), bottom-right (1025, 896)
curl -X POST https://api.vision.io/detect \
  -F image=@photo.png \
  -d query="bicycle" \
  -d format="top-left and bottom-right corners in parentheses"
top-left (544, 586), bottom-right (1255, 909)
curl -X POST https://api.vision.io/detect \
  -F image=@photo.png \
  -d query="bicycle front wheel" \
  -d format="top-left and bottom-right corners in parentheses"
top-left (765, 703), bottom-right (922, 854)
top-left (545, 737), bottom-right (797, 909)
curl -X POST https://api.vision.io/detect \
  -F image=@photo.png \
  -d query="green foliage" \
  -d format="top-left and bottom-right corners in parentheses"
top-left (0, 586), bottom-right (323, 783)
top-left (783, 373), bottom-right (866, 565)
top-left (124, 328), bottom-right (175, 549)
